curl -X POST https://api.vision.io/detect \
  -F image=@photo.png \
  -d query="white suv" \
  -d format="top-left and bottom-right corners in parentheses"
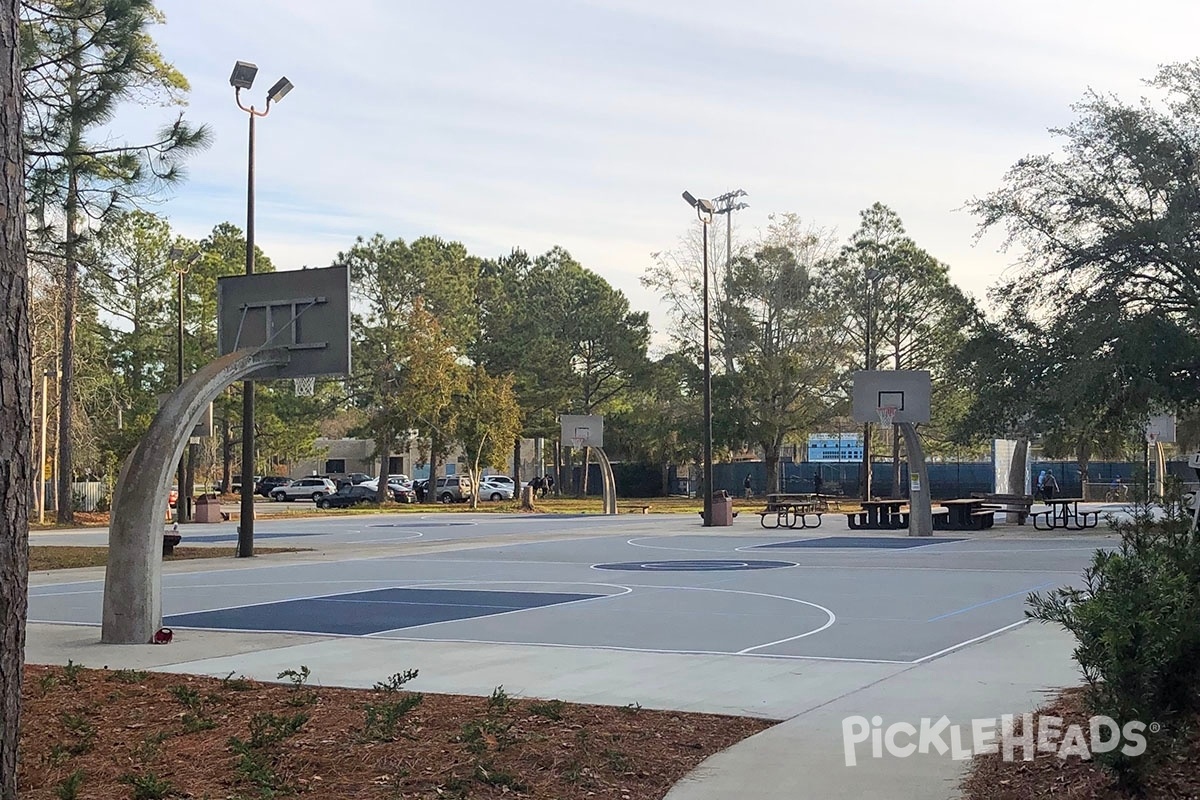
top-left (270, 477), bottom-right (337, 502)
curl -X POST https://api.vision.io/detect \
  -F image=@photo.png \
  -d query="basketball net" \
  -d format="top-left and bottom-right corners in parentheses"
top-left (876, 406), bottom-right (897, 428)
top-left (294, 376), bottom-right (315, 397)
top-left (570, 437), bottom-right (586, 451)
top-left (1146, 431), bottom-right (1159, 444)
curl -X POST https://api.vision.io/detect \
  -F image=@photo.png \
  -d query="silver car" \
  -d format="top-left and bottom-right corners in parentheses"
top-left (269, 477), bottom-right (337, 502)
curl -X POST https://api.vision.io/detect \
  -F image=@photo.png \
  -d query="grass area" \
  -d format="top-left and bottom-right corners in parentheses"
top-left (29, 546), bottom-right (312, 571)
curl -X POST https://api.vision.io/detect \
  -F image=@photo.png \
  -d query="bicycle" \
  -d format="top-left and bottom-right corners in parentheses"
top-left (1104, 485), bottom-right (1130, 503)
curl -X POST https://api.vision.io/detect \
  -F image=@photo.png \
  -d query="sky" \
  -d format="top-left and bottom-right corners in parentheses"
top-left (133, 0), bottom-right (1200, 347)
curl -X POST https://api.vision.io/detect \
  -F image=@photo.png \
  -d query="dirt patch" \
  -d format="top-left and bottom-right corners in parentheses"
top-left (961, 687), bottom-right (1200, 799)
top-left (18, 663), bottom-right (770, 799)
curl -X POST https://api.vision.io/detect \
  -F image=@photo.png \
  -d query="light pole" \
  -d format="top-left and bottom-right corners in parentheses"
top-left (169, 248), bottom-right (200, 521)
top-left (683, 191), bottom-right (716, 526)
top-left (861, 267), bottom-right (881, 501)
top-left (230, 61), bottom-right (293, 558)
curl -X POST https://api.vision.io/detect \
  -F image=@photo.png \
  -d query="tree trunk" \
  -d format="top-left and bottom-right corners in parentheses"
top-left (861, 422), bottom-right (872, 501)
top-left (554, 440), bottom-right (562, 496)
top-left (0, 1), bottom-right (31, 792)
top-left (1076, 439), bottom-right (1091, 498)
top-left (512, 436), bottom-right (521, 484)
top-left (56, 25), bottom-right (83, 525)
top-left (1008, 438), bottom-right (1029, 496)
top-left (55, 167), bottom-right (78, 523)
top-left (426, 431), bottom-right (441, 504)
top-left (220, 414), bottom-right (232, 493)
top-left (763, 440), bottom-right (780, 495)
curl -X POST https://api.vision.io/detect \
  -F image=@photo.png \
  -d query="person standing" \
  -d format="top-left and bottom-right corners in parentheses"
top-left (1036, 470), bottom-right (1047, 501)
top-left (743, 473), bottom-right (753, 500)
top-left (813, 470), bottom-right (824, 497)
top-left (1043, 472), bottom-right (1059, 501)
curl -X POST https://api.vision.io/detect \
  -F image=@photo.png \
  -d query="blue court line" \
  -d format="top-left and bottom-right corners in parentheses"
top-left (926, 581), bottom-right (1059, 622)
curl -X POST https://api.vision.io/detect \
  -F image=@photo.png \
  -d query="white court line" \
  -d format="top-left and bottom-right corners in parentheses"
top-left (910, 619), bottom-right (1030, 664)
top-left (625, 536), bottom-right (740, 554)
top-left (353, 578), bottom-right (835, 656)
top-left (365, 635), bottom-right (909, 665)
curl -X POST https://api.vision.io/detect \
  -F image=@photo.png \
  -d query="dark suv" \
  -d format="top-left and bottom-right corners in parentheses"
top-left (255, 476), bottom-right (291, 497)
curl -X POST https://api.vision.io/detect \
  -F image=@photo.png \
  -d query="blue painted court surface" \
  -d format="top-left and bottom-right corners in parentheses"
top-left (754, 536), bottom-right (965, 549)
top-left (165, 588), bottom-right (601, 636)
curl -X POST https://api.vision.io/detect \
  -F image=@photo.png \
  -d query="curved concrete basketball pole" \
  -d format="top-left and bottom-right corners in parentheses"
top-left (594, 448), bottom-right (617, 515)
top-left (897, 422), bottom-right (933, 537)
top-left (101, 348), bottom-right (291, 644)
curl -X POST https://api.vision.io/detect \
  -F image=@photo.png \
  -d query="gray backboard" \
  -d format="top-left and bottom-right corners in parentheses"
top-left (851, 370), bottom-right (931, 424)
top-left (560, 414), bottom-right (604, 448)
top-left (217, 265), bottom-right (351, 380)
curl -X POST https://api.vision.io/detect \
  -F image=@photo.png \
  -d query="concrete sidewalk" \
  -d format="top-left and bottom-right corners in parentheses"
top-left (664, 622), bottom-right (1080, 800)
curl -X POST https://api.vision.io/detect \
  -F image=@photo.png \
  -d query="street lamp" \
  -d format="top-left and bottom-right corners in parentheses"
top-left (683, 190), bottom-right (716, 526)
top-left (169, 247), bottom-right (200, 521)
top-left (861, 266), bottom-right (881, 501)
top-left (231, 61), bottom-right (293, 558)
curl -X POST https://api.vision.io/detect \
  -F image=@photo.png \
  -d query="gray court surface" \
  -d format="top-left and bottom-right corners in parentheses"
top-left (28, 512), bottom-right (1108, 664)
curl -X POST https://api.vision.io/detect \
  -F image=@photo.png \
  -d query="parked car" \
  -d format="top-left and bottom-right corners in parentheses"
top-left (434, 475), bottom-right (473, 503)
top-left (335, 472), bottom-right (374, 490)
top-left (255, 476), bottom-right (291, 497)
top-left (479, 480), bottom-right (514, 502)
top-left (316, 485), bottom-right (380, 509)
top-left (481, 475), bottom-right (516, 492)
top-left (360, 476), bottom-right (415, 503)
top-left (269, 477), bottom-right (337, 502)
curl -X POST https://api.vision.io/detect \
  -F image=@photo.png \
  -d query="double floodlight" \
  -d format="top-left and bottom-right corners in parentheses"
top-left (267, 77), bottom-right (294, 103)
top-left (229, 61), bottom-right (258, 89)
top-left (682, 190), bottom-right (715, 215)
top-left (230, 60), bottom-right (294, 104)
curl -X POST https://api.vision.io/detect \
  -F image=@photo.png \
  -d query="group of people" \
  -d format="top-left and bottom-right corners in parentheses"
top-left (743, 471), bottom-right (824, 499)
top-left (1036, 470), bottom-right (1060, 501)
top-left (528, 474), bottom-right (555, 498)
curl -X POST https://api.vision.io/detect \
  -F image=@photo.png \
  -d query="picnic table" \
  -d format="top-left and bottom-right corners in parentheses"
top-left (759, 493), bottom-right (823, 529)
top-left (845, 499), bottom-right (908, 530)
top-left (1032, 498), bottom-right (1100, 531)
top-left (969, 492), bottom-right (1034, 525)
top-left (938, 498), bottom-right (996, 531)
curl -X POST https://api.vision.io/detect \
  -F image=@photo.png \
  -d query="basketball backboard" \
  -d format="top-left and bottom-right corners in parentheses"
top-left (560, 414), bottom-right (604, 448)
top-left (217, 264), bottom-right (351, 380)
top-left (1145, 413), bottom-right (1176, 444)
top-left (851, 370), bottom-right (931, 424)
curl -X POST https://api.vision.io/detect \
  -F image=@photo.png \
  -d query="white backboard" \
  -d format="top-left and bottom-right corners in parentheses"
top-left (1145, 413), bottom-right (1176, 443)
top-left (851, 370), bottom-right (931, 424)
top-left (560, 414), bottom-right (604, 448)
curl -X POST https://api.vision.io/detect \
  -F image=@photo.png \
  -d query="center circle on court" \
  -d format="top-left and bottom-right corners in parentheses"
top-left (592, 559), bottom-right (794, 572)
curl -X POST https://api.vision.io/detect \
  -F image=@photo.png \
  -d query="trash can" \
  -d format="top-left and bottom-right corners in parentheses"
top-left (710, 491), bottom-right (734, 526)
top-left (193, 493), bottom-right (224, 523)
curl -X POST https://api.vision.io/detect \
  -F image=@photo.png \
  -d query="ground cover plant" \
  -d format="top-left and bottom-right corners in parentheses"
top-left (18, 663), bottom-right (771, 799)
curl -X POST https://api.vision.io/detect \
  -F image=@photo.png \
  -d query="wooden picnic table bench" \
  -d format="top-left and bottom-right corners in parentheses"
top-left (970, 492), bottom-right (1035, 524)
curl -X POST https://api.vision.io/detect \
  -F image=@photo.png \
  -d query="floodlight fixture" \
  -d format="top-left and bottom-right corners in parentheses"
top-left (697, 198), bottom-right (715, 214)
top-left (267, 76), bottom-right (294, 104)
top-left (230, 61), bottom-right (258, 90)
top-left (682, 190), bottom-right (698, 208)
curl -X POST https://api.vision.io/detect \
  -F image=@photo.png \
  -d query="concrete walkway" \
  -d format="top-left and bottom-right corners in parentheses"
top-left (665, 622), bottom-right (1080, 800)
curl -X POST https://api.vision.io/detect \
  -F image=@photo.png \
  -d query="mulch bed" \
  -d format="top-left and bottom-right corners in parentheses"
top-left (961, 687), bottom-right (1200, 799)
top-left (18, 663), bottom-right (771, 799)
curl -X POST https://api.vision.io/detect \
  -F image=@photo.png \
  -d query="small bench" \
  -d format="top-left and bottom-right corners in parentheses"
top-left (970, 509), bottom-right (996, 529)
top-left (162, 533), bottom-right (181, 556)
top-left (625, 505), bottom-right (652, 514)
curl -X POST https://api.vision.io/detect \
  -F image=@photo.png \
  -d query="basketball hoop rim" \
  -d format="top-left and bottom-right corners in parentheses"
top-left (876, 406), bottom-right (897, 427)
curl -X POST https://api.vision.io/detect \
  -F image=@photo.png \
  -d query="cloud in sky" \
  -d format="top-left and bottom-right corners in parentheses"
top-left (137, 0), bottom-right (1198, 341)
